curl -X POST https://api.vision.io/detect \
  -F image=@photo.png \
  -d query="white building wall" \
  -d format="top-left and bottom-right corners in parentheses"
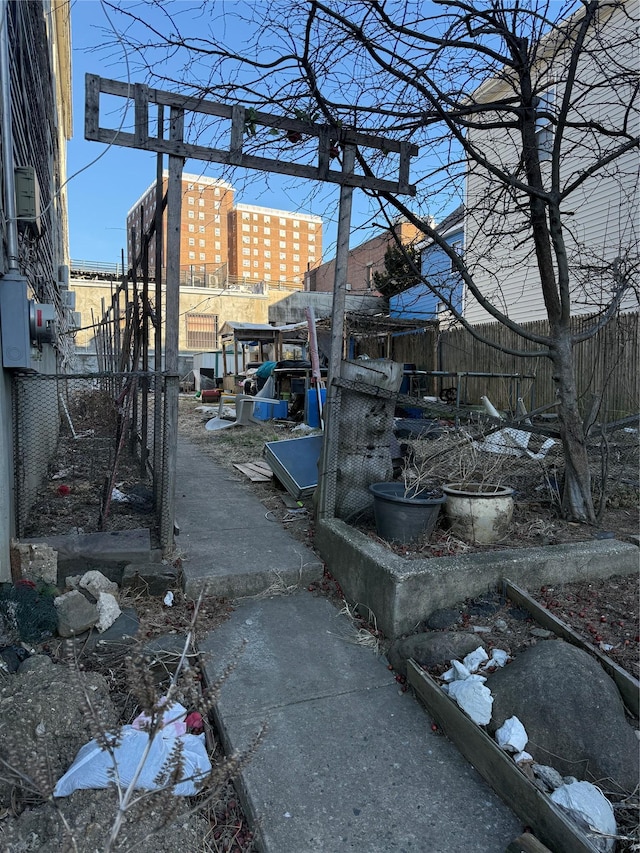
top-left (463, 2), bottom-right (639, 326)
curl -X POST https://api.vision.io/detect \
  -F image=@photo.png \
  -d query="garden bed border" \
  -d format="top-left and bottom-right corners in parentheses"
top-left (314, 519), bottom-right (638, 639)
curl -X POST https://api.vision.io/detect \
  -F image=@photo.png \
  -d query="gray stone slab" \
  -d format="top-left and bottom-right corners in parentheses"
top-left (199, 594), bottom-right (520, 853)
top-left (176, 438), bottom-right (322, 598)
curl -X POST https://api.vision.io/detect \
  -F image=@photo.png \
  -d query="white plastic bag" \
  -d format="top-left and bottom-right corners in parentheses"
top-left (54, 701), bottom-right (211, 797)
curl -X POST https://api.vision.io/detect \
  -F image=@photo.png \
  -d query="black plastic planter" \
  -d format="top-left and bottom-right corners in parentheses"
top-left (369, 482), bottom-right (445, 544)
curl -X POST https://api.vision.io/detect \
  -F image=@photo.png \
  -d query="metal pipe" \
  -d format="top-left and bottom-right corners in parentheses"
top-left (0, 0), bottom-right (19, 271)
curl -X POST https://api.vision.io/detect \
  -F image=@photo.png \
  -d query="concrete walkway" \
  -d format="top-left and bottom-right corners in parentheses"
top-left (177, 436), bottom-right (521, 852)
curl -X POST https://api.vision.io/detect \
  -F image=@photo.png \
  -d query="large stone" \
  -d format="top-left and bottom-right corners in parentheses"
top-left (387, 631), bottom-right (485, 676)
top-left (95, 592), bottom-right (121, 633)
top-left (78, 570), bottom-right (119, 600)
top-left (54, 591), bottom-right (98, 638)
top-left (487, 639), bottom-right (639, 795)
top-left (10, 541), bottom-right (57, 584)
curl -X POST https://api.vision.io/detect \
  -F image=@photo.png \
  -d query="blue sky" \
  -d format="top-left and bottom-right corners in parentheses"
top-left (67, 0), bottom-right (385, 265)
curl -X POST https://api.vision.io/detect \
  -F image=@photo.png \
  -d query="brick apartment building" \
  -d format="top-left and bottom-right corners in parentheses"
top-left (304, 219), bottom-right (420, 294)
top-left (126, 172), bottom-right (322, 288)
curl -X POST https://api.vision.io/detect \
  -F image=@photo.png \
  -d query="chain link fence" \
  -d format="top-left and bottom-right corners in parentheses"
top-left (12, 372), bottom-right (168, 544)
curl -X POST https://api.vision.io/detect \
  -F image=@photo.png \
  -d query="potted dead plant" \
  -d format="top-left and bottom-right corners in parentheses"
top-left (369, 461), bottom-right (445, 545)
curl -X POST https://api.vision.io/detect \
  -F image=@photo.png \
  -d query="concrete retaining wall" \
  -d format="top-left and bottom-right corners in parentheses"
top-left (315, 519), bottom-right (639, 639)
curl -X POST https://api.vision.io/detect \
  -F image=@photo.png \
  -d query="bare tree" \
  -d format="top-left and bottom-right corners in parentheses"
top-left (98, 0), bottom-right (639, 522)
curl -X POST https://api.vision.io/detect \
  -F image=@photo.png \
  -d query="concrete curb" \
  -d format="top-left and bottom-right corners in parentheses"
top-left (315, 519), bottom-right (639, 638)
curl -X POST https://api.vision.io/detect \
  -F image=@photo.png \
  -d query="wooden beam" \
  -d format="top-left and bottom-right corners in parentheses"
top-left (407, 660), bottom-right (601, 853)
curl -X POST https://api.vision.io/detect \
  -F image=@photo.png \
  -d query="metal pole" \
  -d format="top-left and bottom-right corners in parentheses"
top-left (153, 107), bottom-right (164, 504)
top-left (317, 144), bottom-right (355, 520)
top-left (160, 107), bottom-right (184, 551)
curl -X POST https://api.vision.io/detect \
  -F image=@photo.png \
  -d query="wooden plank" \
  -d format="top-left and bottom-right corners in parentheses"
top-left (88, 127), bottom-right (416, 195)
top-left (407, 660), bottom-right (601, 853)
top-left (233, 463), bottom-right (271, 482)
top-left (503, 579), bottom-right (639, 717)
top-left (506, 834), bottom-right (555, 853)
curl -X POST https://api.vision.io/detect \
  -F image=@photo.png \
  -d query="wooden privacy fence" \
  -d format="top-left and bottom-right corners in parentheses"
top-left (360, 311), bottom-right (638, 418)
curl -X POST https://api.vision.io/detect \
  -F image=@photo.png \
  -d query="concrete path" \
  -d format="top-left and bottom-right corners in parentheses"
top-left (177, 434), bottom-right (521, 851)
top-left (200, 593), bottom-right (521, 853)
top-left (176, 436), bottom-right (323, 599)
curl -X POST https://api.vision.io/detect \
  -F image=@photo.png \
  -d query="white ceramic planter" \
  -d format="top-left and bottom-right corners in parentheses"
top-left (443, 483), bottom-right (514, 545)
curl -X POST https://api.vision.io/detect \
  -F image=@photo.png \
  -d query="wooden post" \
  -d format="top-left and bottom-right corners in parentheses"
top-left (153, 110), bottom-right (164, 500)
top-left (317, 144), bottom-right (355, 520)
top-left (160, 107), bottom-right (184, 550)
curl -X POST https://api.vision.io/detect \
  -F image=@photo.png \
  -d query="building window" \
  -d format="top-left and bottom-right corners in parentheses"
top-left (242, 236), bottom-right (250, 244)
top-left (293, 219), bottom-right (300, 227)
top-left (265, 262), bottom-right (271, 269)
top-left (214, 241), bottom-right (220, 250)
top-left (264, 227), bottom-right (270, 235)
top-left (309, 256), bottom-right (316, 263)
top-left (293, 265), bottom-right (300, 273)
top-left (214, 215), bottom-right (220, 223)
top-left (279, 218), bottom-right (286, 225)
top-left (264, 239), bottom-right (271, 247)
top-left (243, 260), bottom-right (250, 267)
top-left (280, 252), bottom-right (286, 260)
top-left (198, 212), bottom-right (205, 220)
top-left (264, 251), bottom-right (271, 258)
top-left (189, 251), bottom-right (196, 259)
top-left (264, 216), bottom-right (270, 223)
top-left (199, 239), bottom-right (205, 247)
top-left (188, 224), bottom-right (195, 232)
top-left (188, 211), bottom-right (195, 219)
top-left (188, 238), bottom-right (195, 246)
top-left (253, 213), bottom-right (258, 220)
top-left (214, 187), bottom-right (220, 196)
top-left (308, 222), bottom-right (315, 230)
top-left (188, 197), bottom-right (194, 205)
top-left (242, 248), bottom-right (250, 256)
top-left (199, 226), bottom-right (205, 233)
top-left (449, 240), bottom-right (463, 272)
top-left (293, 254), bottom-right (300, 261)
top-left (253, 226), bottom-right (258, 233)
top-left (535, 87), bottom-right (555, 162)
top-left (242, 224), bottom-right (250, 232)
top-left (186, 312), bottom-right (218, 349)
top-left (242, 212), bottom-right (250, 220)
top-left (308, 235), bottom-right (315, 242)
top-left (198, 184), bottom-right (205, 192)
top-left (187, 183), bottom-right (194, 190)
top-left (198, 198), bottom-right (205, 207)
top-left (264, 273), bottom-right (271, 280)
top-left (215, 254), bottom-right (221, 263)
top-left (279, 242), bottom-right (286, 249)
top-left (253, 249), bottom-right (259, 256)
top-left (280, 264), bottom-right (286, 271)
top-left (253, 261), bottom-right (259, 267)
top-left (199, 253), bottom-right (206, 260)
top-left (293, 243), bottom-right (299, 251)
top-left (214, 228), bottom-right (221, 236)
top-left (279, 230), bottom-right (286, 237)
top-left (214, 202), bottom-right (220, 210)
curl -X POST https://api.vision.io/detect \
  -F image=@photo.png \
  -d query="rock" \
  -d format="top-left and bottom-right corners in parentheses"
top-left (18, 654), bottom-right (53, 675)
top-left (487, 640), bottom-right (640, 794)
top-left (95, 592), bottom-right (121, 633)
top-left (533, 763), bottom-right (564, 791)
top-left (387, 631), bottom-right (485, 676)
top-left (53, 590), bottom-right (98, 638)
top-left (550, 781), bottom-right (616, 852)
top-left (529, 627), bottom-right (553, 638)
top-left (425, 608), bottom-right (462, 630)
top-left (78, 570), bottom-right (119, 600)
top-left (10, 541), bottom-right (58, 584)
top-left (495, 716), bottom-right (528, 753)
top-left (447, 679), bottom-right (493, 725)
top-left (493, 618), bottom-right (509, 633)
top-left (122, 562), bottom-right (179, 596)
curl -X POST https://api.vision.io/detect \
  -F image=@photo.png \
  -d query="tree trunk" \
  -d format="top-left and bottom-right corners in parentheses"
top-left (551, 334), bottom-right (596, 523)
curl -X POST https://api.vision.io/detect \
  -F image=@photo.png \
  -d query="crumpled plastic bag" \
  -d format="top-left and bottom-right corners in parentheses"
top-left (53, 701), bottom-right (211, 798)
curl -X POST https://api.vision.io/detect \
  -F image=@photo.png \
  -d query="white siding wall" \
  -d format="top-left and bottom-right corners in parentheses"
top-left (464, 2), bottom-right (639, 326)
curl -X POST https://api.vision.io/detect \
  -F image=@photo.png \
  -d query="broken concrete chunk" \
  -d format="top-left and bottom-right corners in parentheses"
top-left (79, 570), bottom-right (119, 600)
top-left (550, 781), bottom-right (616, 853)
top-left (447, 679), bottom-right (493, 725)
top-left (11, 541), bottom-right (58, 585)
top-left (495, 716), bottom-right (528, 753)
top-left (54, 590), bottom-right (98, 637)
top-left (95, 592), bottom-right (122, 633)
top-left (462, 646), bottom-right (489, 673)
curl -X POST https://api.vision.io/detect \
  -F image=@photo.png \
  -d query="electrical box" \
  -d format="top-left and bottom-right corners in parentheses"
top-left (0, 273), bottom-right (32, 368)
top-left (62, 290), bottom-right (76, 310)
top-left (14, 166), bottom-right (41, 233)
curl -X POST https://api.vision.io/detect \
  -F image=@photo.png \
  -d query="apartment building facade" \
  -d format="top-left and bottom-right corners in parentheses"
top-left (126, 173), bottom-right (322, 288)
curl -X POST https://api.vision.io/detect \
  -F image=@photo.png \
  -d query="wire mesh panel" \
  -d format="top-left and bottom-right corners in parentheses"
top-left (12, 373), bottom-right (165, 544)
